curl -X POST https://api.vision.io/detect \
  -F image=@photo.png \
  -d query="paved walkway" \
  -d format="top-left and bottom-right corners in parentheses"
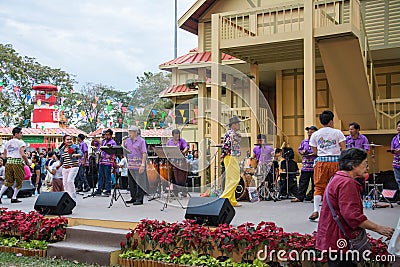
top-left (1, 190), bottom-right (399, 239)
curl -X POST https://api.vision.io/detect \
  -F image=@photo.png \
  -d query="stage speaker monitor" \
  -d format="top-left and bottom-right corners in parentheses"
top-left (115, 131), bottom-right (128, 146)
top-left (34, 192), bottom-right (76, 215)
top-left (185, 197), bottom-right (235, 226)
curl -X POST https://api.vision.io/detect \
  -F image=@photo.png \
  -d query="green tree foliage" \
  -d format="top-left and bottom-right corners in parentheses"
top-left (68, 83), bottom-right (130, 133)
top-left (126, 71), bottom-right (173, 129)
top-left (0, 44), bottom-right (75, 127)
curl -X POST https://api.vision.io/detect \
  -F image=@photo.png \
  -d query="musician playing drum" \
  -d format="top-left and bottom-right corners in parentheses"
top-left (253, 134), bottom-right (274, 170)
top-left (166, 129), bottom-right (189, 197)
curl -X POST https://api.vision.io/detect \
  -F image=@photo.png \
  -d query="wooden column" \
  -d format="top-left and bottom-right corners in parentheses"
top-left (249, 63), bottom-right (259, 148)
top-left (211, 13), bottom-right (222, 189)
top-left (276, 70), bottom-right (283, 145)
top-left (304, 0), bottom-right (316, 137)
top-left (197, 68), bottom-right (207, 191)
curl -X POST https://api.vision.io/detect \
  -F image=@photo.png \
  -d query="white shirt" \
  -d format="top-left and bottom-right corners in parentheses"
top-left (119, 157), bottom-right (128, 177)
top-left (4, 138), bottom-right (26, 158)
top-left (0, 165), bottom-right (4, 180)
top-left (50, 161), bottom-right (63, 179)
top-left (309, 127), bottom-right (346, 156)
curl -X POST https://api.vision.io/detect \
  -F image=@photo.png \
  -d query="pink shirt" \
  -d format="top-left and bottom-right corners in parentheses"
top-left (316, 171), bottom-right (367, 251)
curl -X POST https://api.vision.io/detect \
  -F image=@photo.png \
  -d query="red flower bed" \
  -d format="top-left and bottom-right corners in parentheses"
top-left (122, 219), bottom-right (391, 264)
top-left (0, 208), bottom-right (68, 242)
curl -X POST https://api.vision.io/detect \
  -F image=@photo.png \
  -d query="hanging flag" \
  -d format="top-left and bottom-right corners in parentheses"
top-left (118, 102), bottom-right (122, 109)
top-left (161, 111), bottom-right (165, 119)
top-left (168, 110), bottom-right (173, 117)
top-left (122, 123), bottom-right (125, 128)
top-left (152, 109), bottom-right (157, 117)
top-left (183, 117), bottom-right (187, 123)
top-left (109, 121), bottom-right (113, 127)
top-left (36, 100), bottom-right (41, 106)
top-left (121, 107), bottom-right (127, 113)
top-left (81, 111), bottom-right (85, 117)
top-left (106, 99), bottom-right (111, 105)
top-left (91, 112), bottom-right (95, 118)
top-left (60, 97), bottom-right (66, 105)
top-left (160, 122), bottom-right (164, 128)
top-left (0, 86), bottom-right (3, 93)
top-left (179, 109), bottom-right (185, 117)
top-left (24, 119), bottom-right (27, 126)
top-left (129, 105), bottom-right (134, 112)
top-left (26, 95), bottom-right (31, 102)
top-left (143, 121), bottom-right (148, 128)
top-left (76, 113), bottom-right (79, 119)
top-left (76, 100), bottom-right (82, 105)
top-left (45, 94), bottom-right (51, 99)
top-left (91, 103), bottom-right (97, 109)
top-left (41, 125), bottom-right (45, 131)
top-left (13, 86), bottom-right (19, 92)
top-left (152, 122), bottom-right (156, 128)
top-left (107, 105), bottom-right (112, 113)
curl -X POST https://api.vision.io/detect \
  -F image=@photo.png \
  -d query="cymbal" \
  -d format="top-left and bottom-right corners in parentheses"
top-left (364, 143), bottom-right (382, 147)
top-left (254, 143), bottom-right (273, 146)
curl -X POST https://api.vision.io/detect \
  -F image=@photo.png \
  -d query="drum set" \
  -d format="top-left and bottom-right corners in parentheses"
top-left (236, 154), bottom-right (279, 202)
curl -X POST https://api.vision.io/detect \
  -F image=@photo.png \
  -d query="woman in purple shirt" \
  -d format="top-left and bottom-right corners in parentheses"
top-left (166, 129), bottom-right (189, 197)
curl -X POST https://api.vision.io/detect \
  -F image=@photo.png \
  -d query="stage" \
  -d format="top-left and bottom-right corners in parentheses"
top-left (1, 189), bottom-right (399, 240)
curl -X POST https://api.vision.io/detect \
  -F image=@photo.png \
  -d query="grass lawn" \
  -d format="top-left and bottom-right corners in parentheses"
top-left (0, 252), bottom-right (109, 266)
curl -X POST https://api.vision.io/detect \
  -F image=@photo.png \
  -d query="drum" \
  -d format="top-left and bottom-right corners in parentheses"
top-left (146, 157), bottom-right (160, 193)
top-left (159, 159), bottom-right (173, 181)
top-left (235, 176), bottom-right (245, 200)
top-left (243, 157), bottom-right (258, 174)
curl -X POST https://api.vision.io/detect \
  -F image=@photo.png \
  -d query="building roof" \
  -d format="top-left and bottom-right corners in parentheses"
top-left (88, 128), bottom-right (172, 138)
top-left (159, 48), bottom-right (236, 70)
top-left (178, 0), bottom-right (217, 35)
top-left (159, 84), bottom-right (198, 97)
top-left (0, 127), bottom-right (86, 136)
top-left (32, 84), bottom-right (58, 91)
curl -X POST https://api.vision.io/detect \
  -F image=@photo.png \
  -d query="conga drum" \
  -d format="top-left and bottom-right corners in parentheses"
top-left (146, 157), bottom-right (160, 193)
top-left (159, 159), bottom-right (172, 181)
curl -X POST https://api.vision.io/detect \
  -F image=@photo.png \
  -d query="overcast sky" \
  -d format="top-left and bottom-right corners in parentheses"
top-left (0, 0), bottom-right (197, 91)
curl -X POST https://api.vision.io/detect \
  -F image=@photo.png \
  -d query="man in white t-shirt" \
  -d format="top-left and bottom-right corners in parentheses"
top-left (0, 127), bottom-right (30, 204)
top-left (308, 110), bottom-right (346, 221)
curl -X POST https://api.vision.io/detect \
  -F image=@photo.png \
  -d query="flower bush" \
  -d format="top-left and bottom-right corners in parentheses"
top-left (121, 219), bottom-right (391, 265)
top-left (0, 208), bottom-right (68, 242)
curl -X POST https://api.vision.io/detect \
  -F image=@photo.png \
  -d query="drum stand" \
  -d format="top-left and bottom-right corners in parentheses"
top-left (108, 175), bottom-right (129, 208)
top-left (153, 146), bottom-right (186, 211)
top-left (367, 144), bottom-right (393, 209)
top-left (257, 163), bottom-right (279, 201)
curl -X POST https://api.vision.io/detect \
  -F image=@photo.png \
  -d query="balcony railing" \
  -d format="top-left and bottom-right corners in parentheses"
top-left (375, 98), bottom-right (400, 130)
top-left (220, 1), bottom-right (304, 41)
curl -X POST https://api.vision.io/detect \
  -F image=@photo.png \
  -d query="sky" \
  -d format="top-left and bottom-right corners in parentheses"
top-left (0, 0), bottom-right (197, 92)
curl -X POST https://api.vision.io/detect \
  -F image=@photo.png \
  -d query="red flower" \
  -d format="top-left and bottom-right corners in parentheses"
top-left (68, 148), bottom-right (74, 154)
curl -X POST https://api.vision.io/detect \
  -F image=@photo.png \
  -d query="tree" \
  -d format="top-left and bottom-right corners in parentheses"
top-left (65, 83), bottom-right (130, 133)
top-left (0, 44), bottom-right (76, 127)
top-left (126, 71), bottom-right (173, 129)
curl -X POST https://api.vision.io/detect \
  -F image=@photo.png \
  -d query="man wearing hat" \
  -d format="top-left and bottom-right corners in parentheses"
top-left (124, 126), bottom-right (147, 205)
top-left (76, 134), bottom-right (90, 192)
top-left (291, 126), bottom-right (318, 203)
top-left (166, 129), bottom-right (189, 197)
top-left (220, 116), bottom-right (242, 207)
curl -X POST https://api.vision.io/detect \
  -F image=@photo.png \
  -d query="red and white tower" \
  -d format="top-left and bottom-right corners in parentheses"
top-left (31, 84), bottom-right (60, 129)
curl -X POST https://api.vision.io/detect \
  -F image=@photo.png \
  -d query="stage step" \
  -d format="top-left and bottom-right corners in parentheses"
top-left (47, 225), bottom-right (128, 266)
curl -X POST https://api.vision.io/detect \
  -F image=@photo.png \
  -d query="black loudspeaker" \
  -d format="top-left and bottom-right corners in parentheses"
top-left (185, 197), bottom-right (235, 226)
top-left (34, 192), bottom-right (76, 215)
top-left (115, 132), bottom-right (128, 145)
